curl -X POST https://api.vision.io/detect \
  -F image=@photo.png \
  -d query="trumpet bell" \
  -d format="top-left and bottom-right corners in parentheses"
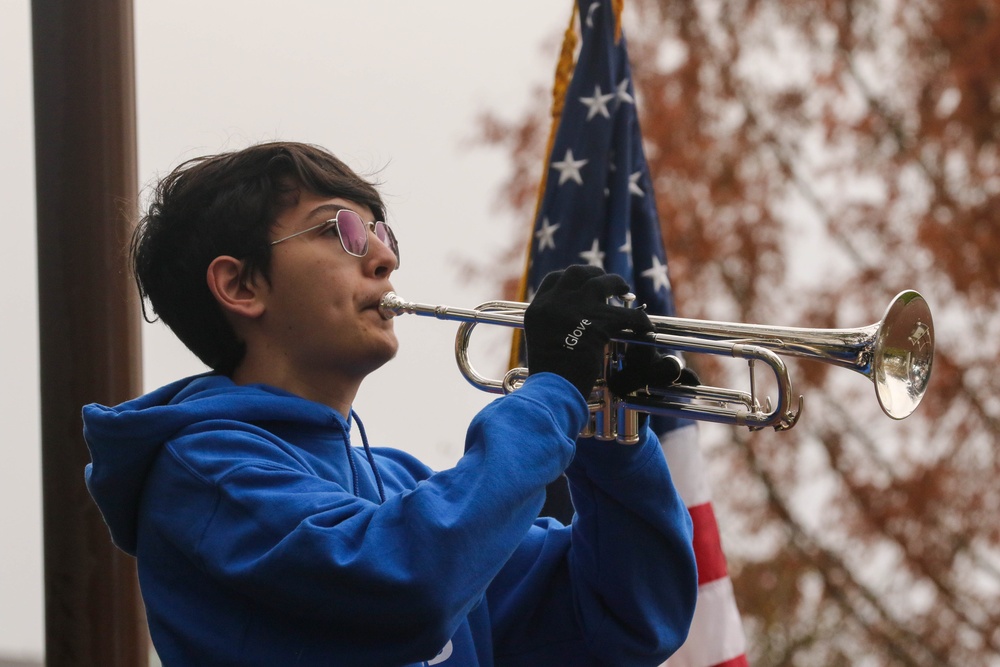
top-left (873, 290), bottom-right (934, 419)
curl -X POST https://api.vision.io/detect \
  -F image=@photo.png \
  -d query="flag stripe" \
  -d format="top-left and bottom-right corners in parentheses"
top-left (714, 656), bottom-right (751, 667)
top-left (664, 578), bottom-right (748, 667)
top-left (688, 503), bottom-right (729, 585)
top-left (659, 424), bottom-right (711, 507)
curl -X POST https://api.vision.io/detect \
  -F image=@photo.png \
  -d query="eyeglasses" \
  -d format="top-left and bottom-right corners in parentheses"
top-left (270, 209), bottom-right (400, 269)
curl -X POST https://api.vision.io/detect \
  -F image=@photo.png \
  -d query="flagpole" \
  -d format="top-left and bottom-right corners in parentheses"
top-left (507, 2), bottom-right (579, 369)
top-left (32, 0), bottom-right (147, 664)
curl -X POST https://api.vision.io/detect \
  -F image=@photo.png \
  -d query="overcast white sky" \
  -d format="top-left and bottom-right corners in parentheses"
top-left (1, 1), bottom-right (571, 659)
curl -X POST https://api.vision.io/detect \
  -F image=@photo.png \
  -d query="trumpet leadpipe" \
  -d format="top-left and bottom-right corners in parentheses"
top-left (379, 292), bottom-right (525, 328)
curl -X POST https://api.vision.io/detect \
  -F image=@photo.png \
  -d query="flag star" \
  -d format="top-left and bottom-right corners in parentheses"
top-left (579, 239), bottom-right (606, 268)
top-left (641, 255), bottom-right (671, 293)
top-left (551, 148), bottom-right (588, 186)
top-left (616, 78), bottom-right (634, 106)
top-left (629, 171), bottom-right (645, 197)
top-left (535, 217), bottom-right (560, 251)
top-left (619, 231), bottom-right (633, 266)
top-left (580, 85), bottom-right (615, 121)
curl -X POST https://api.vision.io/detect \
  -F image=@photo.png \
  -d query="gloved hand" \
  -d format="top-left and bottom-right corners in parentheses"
top-left (524, 265), bottom-right (651, 398)
top-left (606, 343), bottom-right (701, 396)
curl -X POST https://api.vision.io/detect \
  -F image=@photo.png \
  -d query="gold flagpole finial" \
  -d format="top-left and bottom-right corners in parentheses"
top-left (613, 0), bottom-right (624, 43)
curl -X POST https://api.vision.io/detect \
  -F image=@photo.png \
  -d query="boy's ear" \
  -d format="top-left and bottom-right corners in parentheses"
top-left (206, 256), bottom-right (266, 320)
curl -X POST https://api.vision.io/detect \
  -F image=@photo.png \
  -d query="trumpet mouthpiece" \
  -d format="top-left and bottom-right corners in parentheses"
top-left (378, 291), bottom-right (403, 320)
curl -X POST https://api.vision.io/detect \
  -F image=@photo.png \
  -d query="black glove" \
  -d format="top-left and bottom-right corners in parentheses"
top-left (524, 265), bottom-right (651, 398)
top-left (606, 343), bottom-right (701, 396)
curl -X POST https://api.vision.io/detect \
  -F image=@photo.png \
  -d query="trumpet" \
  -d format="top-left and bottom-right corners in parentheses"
top-left (379, 290), bottom-right (934, 443)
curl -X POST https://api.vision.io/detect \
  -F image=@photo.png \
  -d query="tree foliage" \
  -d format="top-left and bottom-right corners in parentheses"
top-left (478, 0), bottom-right (1000, 663)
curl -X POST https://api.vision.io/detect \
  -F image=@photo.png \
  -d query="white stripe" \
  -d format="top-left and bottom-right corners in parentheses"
top-left (662, 577), bottom-right (747, 667)
top-left (659, 424), bottom-right (711, 508)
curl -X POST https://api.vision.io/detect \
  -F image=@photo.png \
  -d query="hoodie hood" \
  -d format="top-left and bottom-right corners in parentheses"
top-left (83, 373), bottom-right (348, 554)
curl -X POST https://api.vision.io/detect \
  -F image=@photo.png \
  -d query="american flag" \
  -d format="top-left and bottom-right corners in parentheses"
top-left (517, 1), bottom-right (748, 664)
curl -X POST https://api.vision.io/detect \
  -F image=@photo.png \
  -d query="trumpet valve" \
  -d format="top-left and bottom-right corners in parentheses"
top-left (592, 383), bottom-right (617, 441)
top-left (615, 402), bottom-right (641, 445)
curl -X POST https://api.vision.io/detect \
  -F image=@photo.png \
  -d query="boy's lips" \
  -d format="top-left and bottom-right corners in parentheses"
top-left (361, 290), bottom-right (393, 313)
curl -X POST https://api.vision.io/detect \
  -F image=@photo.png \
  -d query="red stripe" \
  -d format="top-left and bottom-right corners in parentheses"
top-left (711, 655), bottom-right (749, 667)
top-left (688, 502), bottom-right (729, 585)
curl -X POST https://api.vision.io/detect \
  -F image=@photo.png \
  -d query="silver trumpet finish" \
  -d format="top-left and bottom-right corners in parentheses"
top-left (378, 290), bottom-right (933, 442)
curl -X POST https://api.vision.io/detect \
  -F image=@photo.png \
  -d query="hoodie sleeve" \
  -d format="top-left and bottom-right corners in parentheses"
top-left (143, 373), bottom-right (584, 663)
top-left (485, 389), bottom-right (698, 666)
top-left (564, 426), bottom-right (697, 663)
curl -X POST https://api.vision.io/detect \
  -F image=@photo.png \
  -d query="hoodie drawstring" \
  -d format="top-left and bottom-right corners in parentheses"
top-left (332, 417), bottom-right (362, 499)
top-left (351, 410), bottom-right (386, 504)
top-left (332, 410), bottom-right (387, 504)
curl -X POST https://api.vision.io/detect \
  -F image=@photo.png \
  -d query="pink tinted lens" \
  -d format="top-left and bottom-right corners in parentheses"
top-left (374, 222), bottom-right (400, 267)
top-left (336, 210), bottom-right (369, 256)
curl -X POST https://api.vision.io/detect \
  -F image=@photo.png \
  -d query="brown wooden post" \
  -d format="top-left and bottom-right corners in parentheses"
top-left (32, 0), bottom-right (147, 664)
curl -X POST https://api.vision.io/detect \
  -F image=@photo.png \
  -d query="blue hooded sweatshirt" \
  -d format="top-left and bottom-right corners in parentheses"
top-left (83, 372), bottom-right (696, 666)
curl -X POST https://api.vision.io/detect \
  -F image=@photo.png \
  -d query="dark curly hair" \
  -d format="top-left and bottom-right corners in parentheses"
top-left (131, 141), bottom-right (386, 375)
